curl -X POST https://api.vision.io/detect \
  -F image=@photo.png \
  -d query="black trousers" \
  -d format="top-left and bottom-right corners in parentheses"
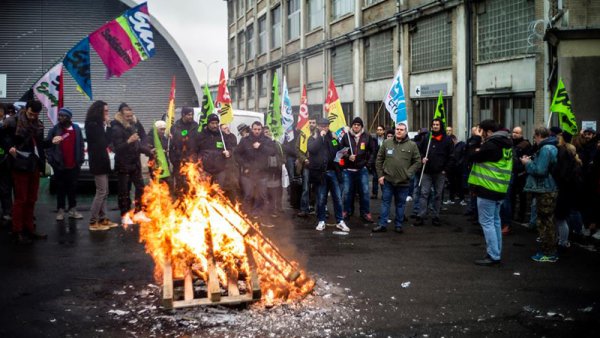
top-left (0, 164), bottom-right (13, 215)
top-left (118, 167), bottom-right (144, 216)
top-left (55, 167), bottom-right (80, 210)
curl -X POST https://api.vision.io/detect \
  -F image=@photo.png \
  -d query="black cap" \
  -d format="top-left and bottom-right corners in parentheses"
top-left (118, 102), bottom-right (130, 112)
top-left (207, 113), bottom-right (219, 123)
top-left (181, 107), bottom-right (193, 116)
top-left (583, 127), bottom-right (596, 134)
top-left (351, 117), bottom-right (364, 127)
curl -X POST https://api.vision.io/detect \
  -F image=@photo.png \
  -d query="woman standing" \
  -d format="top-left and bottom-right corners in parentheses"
top-left (85, 101), bottom-right (118, 231)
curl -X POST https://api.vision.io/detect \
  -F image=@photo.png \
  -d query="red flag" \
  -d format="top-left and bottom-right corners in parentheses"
top-left (325, 79), bottom-right (346, 138)
top-left (297, 85), bottom-right (311, 152)
top-left (215, 69), bottom-right (233, 124)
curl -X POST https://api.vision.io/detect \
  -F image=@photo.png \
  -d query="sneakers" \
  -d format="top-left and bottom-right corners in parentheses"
top-left (474, 255), bottom-right (501, 266)
top-left (459, 200), bottom-right (468, 206)
top-left (68, 208), bottom-right (83, 219)
top-left (406, 196), bottom-right (413, 202)
top-left (592, 231), bottom-right (600, 240)
top-left (531, 252), bottom-right (558, 263)
top-left (89, 222), bottom-right (110, 231)
top-left (336, 220), bottom-right (350, 232)
top-left (56, 208), bottom-right (65, 221)
top-left (121, 214), bottom-right (134, 226)
top-left (315, 221), bottom-right (326, 231)
top-left (100, 219), bottom-right (119, 228)
top-left (581, 228), bottom-right (591, 237)
top-left (443, 199), bottom-right (455, 205)
top-left (2, 214), bottom-right (12, 221)
top-left (132, 211), bottom-right (151, 223)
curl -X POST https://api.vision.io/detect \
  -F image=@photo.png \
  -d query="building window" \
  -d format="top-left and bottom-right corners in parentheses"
top-left (246, 25), bottom-right (255, 60)
top-left (411, 98), bottom-right (453, 132)
top-left (331, 43), bottom-right (353, 84)
top-left (365, 30), bottom-right (393, 80)
top-left (410, 13), bottom-right (452, 72)
top-left (271, 5), bottom-right (282, 49)
top-left (286, 62), bottom-right (300, 89)
top-left (366, 101), bottom-right (393, 132)
top-left (339, 102), bottom-right (353, 127)
top-left (308, 0), bottom-right (323, 31)
top-left (479, 95), bottom-right (534, 139)
top-left (306, 54), bottom-right (324, 86)
top-left (236, 78), bottom-right (245, 104)
top-left (247, 0), bottom-right (254, 9)
top-left (229, 37), bottom-right (236, 67)
top-left (258, 16), bottom-right (267, 55)
top-left (237, 0), bottom-right (245, 18)
top-left (332, 0), bottom-right (354, 20)
top-left (363, 0), bottom-right (384, 6)
top-left (228, 1), bottom-right (235, 24)
top-left (287, 0), bottom-right (300, 40)
top-left (477, 0), bottom-right (535, 62)
top-left (247, 75), bottom-right (255, 99)
top-left (237, 31), bottom-right (245, 64)
top-left (259, 71), bottom-right (268, 97)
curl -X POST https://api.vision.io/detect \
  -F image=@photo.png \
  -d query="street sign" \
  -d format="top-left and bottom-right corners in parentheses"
top-left (0, 74), bottom-right (6, 98)
top-left (411, 83), bottom-right (447, 98)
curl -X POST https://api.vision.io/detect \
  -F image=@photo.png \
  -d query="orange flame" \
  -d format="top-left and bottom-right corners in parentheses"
top-left (138, 163), bottom-right (314, 303)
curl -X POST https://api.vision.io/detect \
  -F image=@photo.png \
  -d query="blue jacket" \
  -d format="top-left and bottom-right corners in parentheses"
top-left (524, 136), bottom-right (558, 193)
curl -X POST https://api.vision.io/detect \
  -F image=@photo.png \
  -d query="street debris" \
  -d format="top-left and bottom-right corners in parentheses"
top-left (401, 281), bottom-right (411, 288)
top-left (332, 231), bottom-right (349, 236)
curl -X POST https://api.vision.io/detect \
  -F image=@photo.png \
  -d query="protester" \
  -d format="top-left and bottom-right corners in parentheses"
top-left (340, 117), bottom-right (375, 223)
top-left (415, 119), bottom-right (454, 226)
top-left (8, 101), bottom-right (48, 244)
top-left (446, 126), bottom-right (453, 136)
top-left (0, 103), bottom-right (13, 221)
top-left (444, 134), bottom-right (466, 205)
top-left (296, 116), bottom-right (317, 217)
top-left (169, 107), bottom-right (198, 193)
top-left (147, 120), bottom-right (170, 182)
top-left (372, 123), bottom-right (421, 233)
top-left (235, 121), bottom-right (276, 218)
top-left (370, 124), bottom-right (386, 199)
top-left (464, 125), bottom-right (481, 219)
top-left (46, 108), bottom-right (85, 221)
top-left (308, 118), bottom-right (348, 232)
top-left (219, 123), bottom-right (241, 201)
top-left (196, 114), bottom-right (236, 190)
top-left (509, 126), bottom-right (533, 226)
top-left (576, 127), bottom-right (599, 237)
top-left (467, 120), bottom-right (512, 266)
top-left (263, 126), bottom-right (285, 218)
top-left (237, 123), bottom-right (250, 138)
top-left (521, 126), bottom-right (559, 262)
top-left (111, 103), bottom-right (152, 225)
top-left (84, 100), bottom-right (118, 231)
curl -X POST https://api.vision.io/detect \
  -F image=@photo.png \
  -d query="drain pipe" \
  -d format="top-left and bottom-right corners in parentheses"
top-left (465, 0), bottom-right (473, 138)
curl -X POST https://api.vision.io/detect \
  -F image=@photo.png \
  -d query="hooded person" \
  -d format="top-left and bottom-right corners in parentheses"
top-left (147, 120), bottom-right (170, 182)
top-left (196, 113), bottom-right (237, 189)
top-left (45, 107), bottom-right (85, 221)
top-left (169, 106), bottom-right (199, 193)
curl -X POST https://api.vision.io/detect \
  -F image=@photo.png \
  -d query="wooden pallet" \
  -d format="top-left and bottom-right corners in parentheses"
top-left (161, 245), bottom-right (261, 309)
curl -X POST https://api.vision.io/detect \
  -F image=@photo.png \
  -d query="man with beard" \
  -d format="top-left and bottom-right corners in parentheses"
top-left (196, 114), bottom-right (237, 190)
top-left (296, 116), bottom-right (317, 217)
top-left (509, 126), bottom-right (532, 226)
top-left (111, 103), bottom-right (152, 225)
top-left (169, 107), bottom-right (198, 192)
top-left (370, 125), bottom-right (386, 199)
top-left (235, 121), bottom-right (276, 218)
top-left (46, 108), bottom-right (85, 221)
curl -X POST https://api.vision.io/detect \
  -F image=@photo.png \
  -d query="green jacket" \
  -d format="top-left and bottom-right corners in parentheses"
top-left (376, 136), bottom-right (421, 186)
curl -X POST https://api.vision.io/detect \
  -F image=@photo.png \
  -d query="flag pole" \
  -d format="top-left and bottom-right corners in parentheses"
top-left (217, 112), bottom-right (227, 152)
top-left (547, 111), bottom-right (553, 128)
top-left (347, 131), bottom-right (354, 156)
top-left (418, 133), bottom-right (432, 187)
top-left (368, 101), bottom-right (385, 132)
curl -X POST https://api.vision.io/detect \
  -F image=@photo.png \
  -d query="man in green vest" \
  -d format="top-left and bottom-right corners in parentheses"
top-left (468, 120), bottom-right (513, 266)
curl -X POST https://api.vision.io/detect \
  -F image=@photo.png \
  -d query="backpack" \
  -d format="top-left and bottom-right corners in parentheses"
top-left (551, 145), bottom-right (581, 188)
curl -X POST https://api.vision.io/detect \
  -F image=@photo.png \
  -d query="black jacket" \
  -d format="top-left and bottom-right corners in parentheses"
top-left (169, 119), bottom-right (198, 166)
top-left (196, 127), bottom-right (237, 175)
top-left (512, 137), bottom-right (533, 176)
top-left (85, 121), bottom-right (112, 175)
top-left (235, 133), bottom-right (276, 174)
top-left (8, 112), bottom-right (48, 173)
top-left (418, 132), bottom-right (455, 174)
top-left (45, 123), bottom-right (85, 171)
top-left (468, 131), bottom-right (513, 201)
top-left (307, 131), bottom-right (340, 174)
top-left (340, 130), bottom-right (374, 170)
top-left (111, 114), bottom-right (151, 172)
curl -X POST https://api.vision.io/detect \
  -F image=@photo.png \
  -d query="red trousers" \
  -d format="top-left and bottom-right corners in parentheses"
top-left (11, 171), bottom-right (40, 234)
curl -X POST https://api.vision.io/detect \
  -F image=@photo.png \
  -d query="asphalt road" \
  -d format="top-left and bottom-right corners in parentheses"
top-left (0, 177), bottom-right (599, 337)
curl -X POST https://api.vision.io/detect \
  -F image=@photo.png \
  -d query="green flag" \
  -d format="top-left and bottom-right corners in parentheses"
top-left (550, 78), bottom-right (578, 135)
top-left (433, 90), bottom-right (446, 127)
top-left (198, 84), bottom-right (215, 132)
top-left (153, 125), bottom-right (171, 179)
top-left (266, 73), bottom-right (283, 140)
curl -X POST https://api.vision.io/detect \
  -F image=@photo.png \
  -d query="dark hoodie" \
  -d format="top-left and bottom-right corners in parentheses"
top-left (340, 129), bottom-right (374, 170)
top-left (418, 131), bottom-right (455, 174)
top-left (169, 118), bottom-right (199, 166)
top-left (111, 112), bottom-right (151, 172)
top-left (196, 126), bottom-right (237, 175)
top-left (469, 130), bottom-right (513, 201)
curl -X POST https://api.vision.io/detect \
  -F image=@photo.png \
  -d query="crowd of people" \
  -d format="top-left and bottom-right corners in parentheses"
top-left (1, 100), bottom-right (599, 266)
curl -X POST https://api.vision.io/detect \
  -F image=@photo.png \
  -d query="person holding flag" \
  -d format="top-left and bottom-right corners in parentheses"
top-left (414, 93), bottom-right (454, 227)
top-left (147, 120), bottom-right (170, 183)
top-left (196, 114), bottom-right (237, 194)
top-left (197, 84), bottom-right (215, 132)
top-left (169, 107), bottom-right (198, 193)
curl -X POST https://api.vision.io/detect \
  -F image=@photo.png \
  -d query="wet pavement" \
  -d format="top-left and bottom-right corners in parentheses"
top-left (1, 177), bottom-right (599, 337)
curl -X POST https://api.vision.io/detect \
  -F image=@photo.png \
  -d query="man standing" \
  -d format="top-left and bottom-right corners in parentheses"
top-left (235, 121), bottom-right (276, 218)
top-left (308, 118), bottom-right (349, 232)
top-left (147, 120), bottom-right (170, 181)
top-left (521, 127), bottom-right (559, 262)
top-left (219, 123), bottom-right (240, 201)
top-left (415, 119), bottom-right (454, 226)
top-left (340, 117), bottom-right (375, 223)
top-left (372, 123), bottom-right (421, 233)
top-left (370, 125), bottom-right (386, 199)
top-left (296, 116), bottom-right (317, 217)
top-left (509, 126), bottom-right (532, 224)
top-left (111, 103), bottom-right (152, 225)
top-left (169, 107), bottom-right (198, 192)
top-left (46, 108), bottom-right (85, 221)
top-left (196, 114), bottom-right (236, 188)
top-left (467, 120), bottom-right (513, 266)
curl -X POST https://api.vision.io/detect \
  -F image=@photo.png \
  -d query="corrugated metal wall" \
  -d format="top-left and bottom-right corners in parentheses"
top-left (0, 0), bottom-right (197, 132)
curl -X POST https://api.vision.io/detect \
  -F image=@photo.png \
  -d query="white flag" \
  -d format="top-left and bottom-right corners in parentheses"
top-left (281, 76), bottom-right (294, 142)
top-left (33, 62), bottom-right (63, 125)
top-left (383, 66), bottom-right (408, 128)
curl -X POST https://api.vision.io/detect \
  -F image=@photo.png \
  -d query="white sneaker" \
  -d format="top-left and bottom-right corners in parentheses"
top-left (133, 211), bottom-right (151, 223)
top-left (68, 208), bottom-right (83, 219)
top-left (442, 199), bottom-right (455, 205)
top-left (582, 229), bottom-right (591, 237)
top-left (315, 221), bottom-right (326, 231)
top-left (2, 214), bottom-right (12, 221)
top-left (56, 208), bottom-right (65, 221)
top-left (336, 220), bottom-right (350, 232)
top-left (459, 200), bottom-right (468, 206)
top-left (592, 231), bottom-right (600, 240)
top-left (121, 214), bottom-right (134, 226)
top-left (406, 196), bottom-right (413, 202)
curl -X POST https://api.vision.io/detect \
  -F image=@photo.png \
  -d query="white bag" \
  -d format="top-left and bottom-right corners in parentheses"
top-left (281, 164), bottom-right (290, 188)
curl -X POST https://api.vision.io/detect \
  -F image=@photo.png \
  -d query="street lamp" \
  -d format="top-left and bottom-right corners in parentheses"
top-left (197, 60), bottom-right (219, 86)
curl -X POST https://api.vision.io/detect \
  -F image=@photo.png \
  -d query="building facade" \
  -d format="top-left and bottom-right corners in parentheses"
top-left (227, 0), bottom-right (600, 140)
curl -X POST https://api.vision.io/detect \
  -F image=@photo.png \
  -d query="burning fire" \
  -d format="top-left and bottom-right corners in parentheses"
top-left (137, 163), bottom-right (314, 304)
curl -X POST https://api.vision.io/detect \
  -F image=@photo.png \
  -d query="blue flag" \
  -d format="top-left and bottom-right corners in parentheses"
top-left (63, 37), bottom-right (92, 99)
top-left (384, 66), bottom-right (408, 127)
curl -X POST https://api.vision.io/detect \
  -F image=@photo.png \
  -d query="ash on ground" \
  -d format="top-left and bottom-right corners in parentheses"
top-left (106, 277), bottom-right (372, 337)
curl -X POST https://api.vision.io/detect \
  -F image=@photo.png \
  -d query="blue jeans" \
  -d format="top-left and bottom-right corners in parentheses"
top-left (477, 197), bottom-right (503, 261)
top-left (342, 168), bottom-right (370, 217)
top-left (317, 170), bottom-right (344, 223)
top-left (418, 173), bottom-right (445, 219)
top-left (371, 169), bottom-right (379, 196)
top-left (378, 181), bottom-right (409, 228)
top-left (529, 197), bottom-right (537, 227)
